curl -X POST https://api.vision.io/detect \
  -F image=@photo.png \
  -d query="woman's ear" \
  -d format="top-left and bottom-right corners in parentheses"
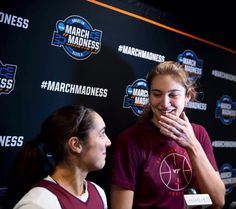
top-left (185, 90), bottom-right (191, 104)
top-left (68, 137), bottom-right (83, 153)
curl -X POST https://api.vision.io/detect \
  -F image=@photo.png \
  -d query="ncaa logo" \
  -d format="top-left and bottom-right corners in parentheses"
top-left (51, 15), bottom-right (102, 60)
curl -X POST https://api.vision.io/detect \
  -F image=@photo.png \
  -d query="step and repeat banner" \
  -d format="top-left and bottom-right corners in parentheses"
top-left (1, 0), bottom-right (236, 207)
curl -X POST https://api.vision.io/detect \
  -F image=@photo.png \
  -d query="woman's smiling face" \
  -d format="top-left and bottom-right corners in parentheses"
top-left (149, 74), bottom-right (190, 126)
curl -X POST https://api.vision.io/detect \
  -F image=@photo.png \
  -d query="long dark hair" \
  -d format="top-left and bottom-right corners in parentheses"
top-left (3, 104), bottom-right (95, 209)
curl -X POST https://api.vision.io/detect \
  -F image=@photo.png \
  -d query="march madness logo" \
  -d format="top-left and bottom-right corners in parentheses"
top-left (215, 95), bottom-right (236, 125)
top-left (51, 15), bottom-right (102, 60)
top-left (178, 50), bottom-right (203, 81)
top-left (123, 79), bottom-right (148, 116)
top-left (0, 60), bottom-right (17, 95)
top-left (220, 164), bottom-right (236, 194)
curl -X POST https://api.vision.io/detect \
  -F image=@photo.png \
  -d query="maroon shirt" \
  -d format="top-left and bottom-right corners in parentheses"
top-left (110, 121), bottom-right (218, 209)
top-left (34, 180), bottom-right (104, 209)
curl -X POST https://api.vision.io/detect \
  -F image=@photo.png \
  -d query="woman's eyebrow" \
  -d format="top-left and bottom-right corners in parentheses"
top-left (151, 89), bottom-right (181, 92)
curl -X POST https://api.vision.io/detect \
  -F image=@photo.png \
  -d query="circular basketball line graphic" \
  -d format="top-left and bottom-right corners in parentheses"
top-left (160, 153), bottom-right (192, 191)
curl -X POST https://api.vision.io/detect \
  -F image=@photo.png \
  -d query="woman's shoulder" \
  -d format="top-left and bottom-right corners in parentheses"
top-left (13, 186), bottom-right (60, 209)
top-left (191, 122), bottom-right (207, 132)
top-left (119, 121), bottom-right (150, 136)
top-left (87, 181), bottom-right (107, 207)
top-left (191, 122), bottom-right (210, 143)
top-left (88, 181), bottom-right (104, 193)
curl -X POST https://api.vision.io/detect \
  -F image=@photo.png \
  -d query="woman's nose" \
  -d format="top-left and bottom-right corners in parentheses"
top-left (106, 137), bottom-right (111, 147)
top-left (160, 95), bottom-right (170, 108)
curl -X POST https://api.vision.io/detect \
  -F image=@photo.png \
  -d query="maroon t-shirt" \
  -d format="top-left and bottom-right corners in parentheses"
top-left (110, 121), bottom-right (218, 209)
top-left (34, 180), bottom-right (104, 209)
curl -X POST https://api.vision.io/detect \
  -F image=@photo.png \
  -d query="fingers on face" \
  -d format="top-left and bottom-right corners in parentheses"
top-left (159, 120), bottom-right (182, 138)
top-left (159, 114), bottom-right (185, 133)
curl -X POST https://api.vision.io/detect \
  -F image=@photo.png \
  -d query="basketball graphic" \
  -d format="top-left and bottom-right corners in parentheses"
top-left (160, 153), bottom-right (192, 191)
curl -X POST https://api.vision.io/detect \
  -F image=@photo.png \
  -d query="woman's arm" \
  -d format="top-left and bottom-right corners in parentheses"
top-left (187, 140), bottom-right (225, 208)
top-left (158, 112), bottom-right (225, 209)
top-left (110, 185), bottom-right (134, 209)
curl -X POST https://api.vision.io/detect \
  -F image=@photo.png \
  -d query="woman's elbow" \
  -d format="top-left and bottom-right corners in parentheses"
top-left (212, 185), bottom-right (226, 209)
top-left (212, 200), bottom-right (225, 209)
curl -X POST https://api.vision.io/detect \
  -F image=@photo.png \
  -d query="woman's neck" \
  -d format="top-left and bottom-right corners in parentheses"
top-left (151, 117), bottom-right (160, 128)
top-left (51, 165), bottom-right (87, 196)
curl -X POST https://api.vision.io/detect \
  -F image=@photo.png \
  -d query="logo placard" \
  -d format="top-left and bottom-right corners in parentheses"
top-left (52, 15), bottom-right (102, 60)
